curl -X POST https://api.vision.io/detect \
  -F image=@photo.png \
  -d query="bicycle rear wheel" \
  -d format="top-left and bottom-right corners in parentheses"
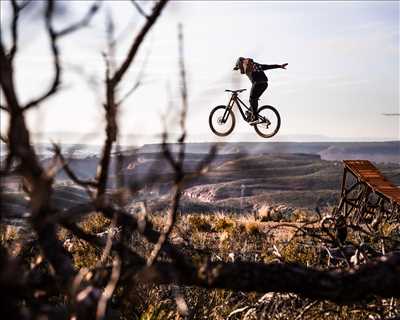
top-left (209, 105), bottom-right (236, 136)
top-left (254, 105), bottom-right (281, 138)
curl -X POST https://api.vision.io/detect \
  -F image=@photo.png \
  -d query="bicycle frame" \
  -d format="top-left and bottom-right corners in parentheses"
top-left (222, 93), bottom-right (252, 122)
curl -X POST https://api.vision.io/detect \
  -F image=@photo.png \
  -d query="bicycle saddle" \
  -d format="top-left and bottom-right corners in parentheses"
top-left (225, 89), bottom-right (247, 93)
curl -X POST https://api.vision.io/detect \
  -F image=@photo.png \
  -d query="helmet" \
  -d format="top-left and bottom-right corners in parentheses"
top-left (233, 57), bottom-right (245, 71)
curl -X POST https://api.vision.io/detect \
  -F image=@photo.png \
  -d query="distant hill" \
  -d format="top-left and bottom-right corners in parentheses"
top-left (3, 141), bottom-right (397, 164)
top-left (2, 141), bottom-right (399, 220)
top-left (133, 141), bottom-right (400, 164)
top-left (116, 151), bottom-right (400, 210)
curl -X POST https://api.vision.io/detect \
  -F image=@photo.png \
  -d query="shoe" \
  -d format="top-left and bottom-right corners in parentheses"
top-left (249, 114), bottom-right (259, 125)
top-left (246, 112), bottom-right (256, 122)
top-left (245, 111), bottom-right (252, 121)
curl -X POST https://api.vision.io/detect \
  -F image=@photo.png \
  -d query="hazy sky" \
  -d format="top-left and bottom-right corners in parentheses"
top-left (0, 0), bottom-right (399, 145)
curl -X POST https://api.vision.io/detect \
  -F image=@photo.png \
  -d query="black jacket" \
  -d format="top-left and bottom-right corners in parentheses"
top-left (235, 58), bottom-right (282, 83)
top-left (249, 62), bottom-right (282, 83)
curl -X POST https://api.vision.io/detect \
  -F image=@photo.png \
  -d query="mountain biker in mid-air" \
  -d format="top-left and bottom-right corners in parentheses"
top-left (233, 57), bottom-right (288, 123)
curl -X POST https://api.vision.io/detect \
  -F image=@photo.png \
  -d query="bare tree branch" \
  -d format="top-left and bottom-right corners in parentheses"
top-left (0, 1), bottom-right (76, 286)
top-left (21, 1), bottom-right (60, 111)
top-left (147, 183), bottom-right (182, 266)
top-left (56, 1), bottom-right (101, 37)
top-left (96, 0), bottom-right (169, 202)
top-left (0, 38), bottom-right (21, 111)
top-left (160, 133), bottom-right (179, 171)
top-left (98, 216), bottom-right (117, 265)
top-left (4, 1), bottom-right (400, 317)
top-left (96, 256), bottom-right (121, 320)
top-left (105, 8), bottom-right (116, 75)
top-left (117, 41), bottom-right (152, 105)
top-left (130, 0), bottom-right (150, 19)
top-left (6, 0), bottom-right (32, 61)
top-left (112, 0), bottom-right (168, 84)
top-left (177, 23), bottom-right (187, 162)
top-left (95, 27), bottom-right (117, 203)
top-left (0, 133), bottom-right (8, 143)
top-left (52, 143), bottom-right (98, 189)
top-left (20, 0), bottom-right (31, 9)
top-left (140, 252), bottom-right (400, 304)
top-left (61, 219), bottom-right (146, 266)
top-left (117, 80), bottom-right (141, 106)
top-left (294, 301), bottom-right (319, 319)
top-left (9, 0), bottom-right (21, 60)
top-left (193, 144), bottom-right (218, 174)
top-left (148, 23), bottom-right (187, 266)
top-left (22, 0), bottom-right (100, 111)
top-left (65, 62), bottom-right (101, 90)
top-left (98, 205), bottom-right (190, 270)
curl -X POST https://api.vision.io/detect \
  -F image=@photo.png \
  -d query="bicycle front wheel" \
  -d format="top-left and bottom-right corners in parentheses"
top-left (209, 105), bottom-right (236, 137)
top-left (254, 105), bottom-right (281, 138)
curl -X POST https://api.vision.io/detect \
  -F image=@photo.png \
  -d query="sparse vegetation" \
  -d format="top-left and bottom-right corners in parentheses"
top-left (3, 209), bottom-right (390, 319)
top-left (1, 1), bottom-right (399, 319)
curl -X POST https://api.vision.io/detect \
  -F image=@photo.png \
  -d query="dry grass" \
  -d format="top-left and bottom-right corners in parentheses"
top-left (2, 210), bottom-right (398, 319)
top-left (56, 213), bottom-right (112, 269)
top-left (0, 224), bottom-right (19, 243)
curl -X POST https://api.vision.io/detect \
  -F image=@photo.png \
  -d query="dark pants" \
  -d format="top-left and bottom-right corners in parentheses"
top-left (249, 82), bottom-right (268, 115)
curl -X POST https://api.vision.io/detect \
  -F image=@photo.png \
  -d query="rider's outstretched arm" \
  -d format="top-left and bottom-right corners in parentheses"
top-left (260, 64), bottom-right (284, 70)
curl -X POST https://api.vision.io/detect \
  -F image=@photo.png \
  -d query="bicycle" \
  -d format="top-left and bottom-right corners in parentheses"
top-left (209, 89), bottom-right (281, 138)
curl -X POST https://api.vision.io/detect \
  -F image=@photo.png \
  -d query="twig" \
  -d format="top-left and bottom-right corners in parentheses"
top-left (62, 220), bottom-right (145, 266)
top-left (22, 0), bottom-right (100, 111)
top-left (295, 300), bottom-right (319, 320)
top-left (8, 0), bottom-right (31, 60)
top-left (52, 143), bottom-right (98, 189)
top-left (117, 39), bottom-right (153, 105)
top-left (112, 0), bottom-right (168, 84)
top-left (0, 133), bottom-right (8, 143)
top-left (147, 23), bottom-right (187, 266)
top-left (105, 8), bottom-right (116, 74)
top-left (64, 62), bottom-right (101, 94)
top-left (98, 204), bottom-right (191, 271)
top-left (96, 1), bottom-right (168, 202)
top-left (96, 256), bottom-right (121, 320)
top-left (147, 131), bottom-right (182, 266)
top-left (21, 1), bottom-right (60, 111)
top-left (130, 0), bottom-right (150, 19)
top-left (94, 16), bottom-right (116, 202)
top-left (161, 133), bottom-right (179, 172)
top-left (9, 0), bottom-right (20, 60)
top-left (56, 1), bottom-right (101, 37)
top-left (193, 144), bottom-right (218, 174)
top-left (177, 23), bottom-right (187, 166)
top-left (147, 183), bottom-right (182, 266)
top-left (227, 306), bottom-right (250, 319)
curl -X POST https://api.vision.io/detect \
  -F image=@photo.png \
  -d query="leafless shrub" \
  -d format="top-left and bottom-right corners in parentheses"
top-left (1, 1), bottom-right (399, 319)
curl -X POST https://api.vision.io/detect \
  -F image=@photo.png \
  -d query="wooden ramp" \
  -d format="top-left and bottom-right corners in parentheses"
top-left (335, 160), bottom-right (400, 227)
